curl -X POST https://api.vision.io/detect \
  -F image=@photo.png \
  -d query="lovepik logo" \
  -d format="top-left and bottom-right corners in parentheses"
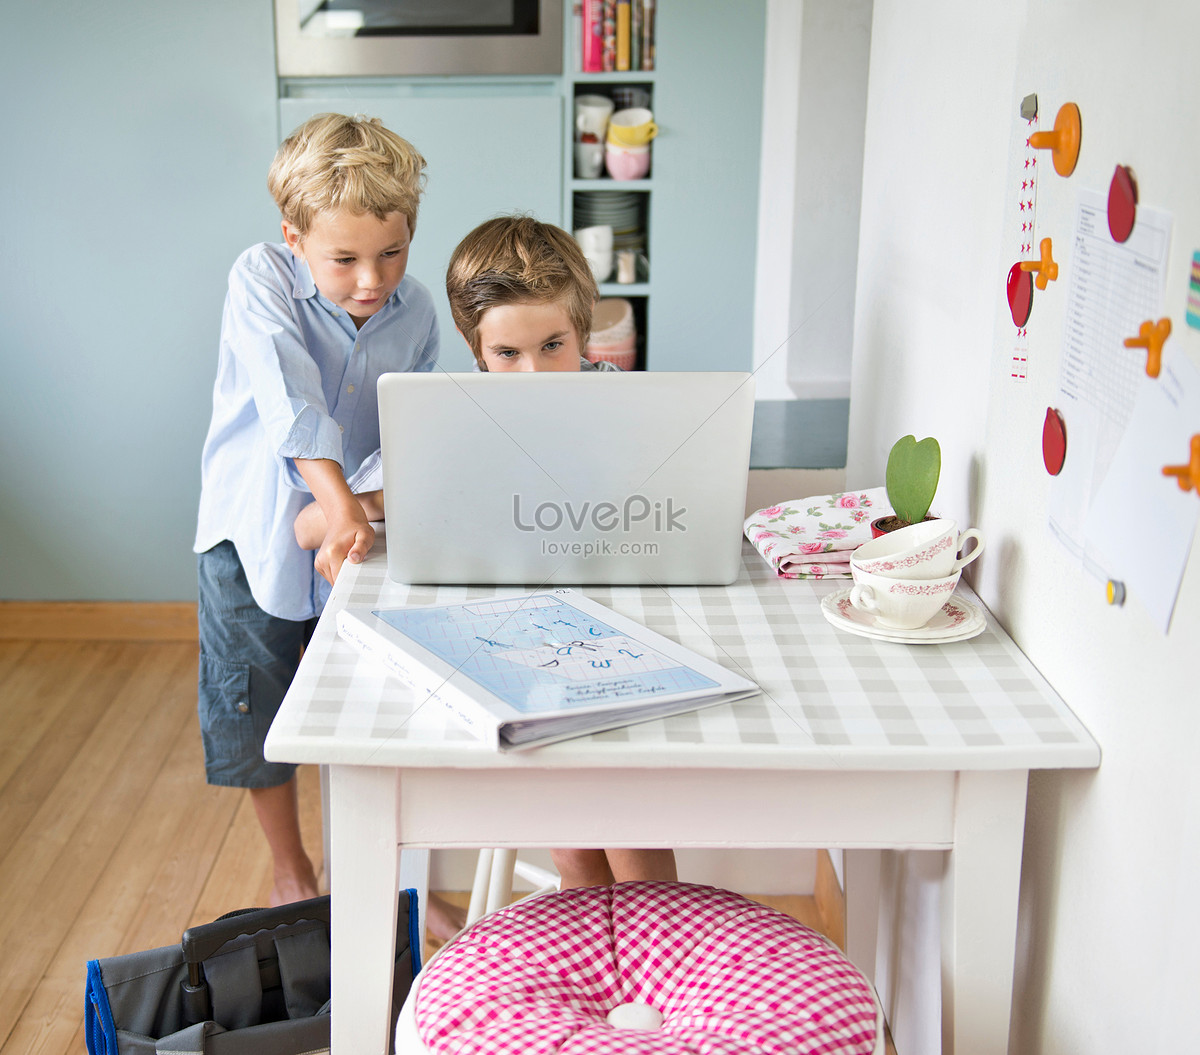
top-left (512, 494), bottom-right (687, 533)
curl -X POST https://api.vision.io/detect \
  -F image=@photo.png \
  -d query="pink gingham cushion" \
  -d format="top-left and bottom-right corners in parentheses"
top-left (412, 882), bottom-right (878, 1054)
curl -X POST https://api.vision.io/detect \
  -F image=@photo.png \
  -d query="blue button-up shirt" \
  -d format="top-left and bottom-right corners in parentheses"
top-left (195, 242), bottom-right (439, 620)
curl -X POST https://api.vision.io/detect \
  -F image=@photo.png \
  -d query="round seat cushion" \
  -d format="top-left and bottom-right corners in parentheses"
top-left (409, 881), bottom-right (879, 1054)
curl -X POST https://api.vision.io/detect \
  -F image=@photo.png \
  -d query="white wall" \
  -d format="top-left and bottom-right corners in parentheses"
top-left (754, 0), bottom-right (872, 401)
top-left (847, 1), bottom-right (1199, 1051)
top-left (432, 846), bottom-right (817, 896)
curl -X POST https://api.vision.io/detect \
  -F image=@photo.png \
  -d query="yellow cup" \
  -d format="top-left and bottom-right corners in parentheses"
top-left (607, 107), bottom-right (658, 147)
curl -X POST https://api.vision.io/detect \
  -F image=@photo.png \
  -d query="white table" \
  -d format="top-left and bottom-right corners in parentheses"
top-left (266, 534), bottom-right (1099, 1055)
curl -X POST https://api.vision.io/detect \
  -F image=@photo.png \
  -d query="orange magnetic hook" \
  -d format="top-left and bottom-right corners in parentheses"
top-left (1124, 317), bottom-right (1172, 378)
top-left (1028, 102), bottom-right (1082, 177)
top-left (1020, 237), bottom-right (1059, 290)
top-left (1163, 435), bottom-right (1200, 496)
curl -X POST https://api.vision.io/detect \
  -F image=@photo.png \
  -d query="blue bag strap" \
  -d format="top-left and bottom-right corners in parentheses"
top-left (85, 960), bottom-right (117, 1055)
top-left (404, 889), bottom-right (422, 976)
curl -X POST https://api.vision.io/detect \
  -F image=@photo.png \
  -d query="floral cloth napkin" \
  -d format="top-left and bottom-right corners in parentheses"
top-left (743, 487), bottom-right (891, 579)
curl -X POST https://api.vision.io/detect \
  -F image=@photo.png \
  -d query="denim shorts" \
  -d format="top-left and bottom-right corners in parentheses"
top-left (196, 540), bottom-right (318, 789)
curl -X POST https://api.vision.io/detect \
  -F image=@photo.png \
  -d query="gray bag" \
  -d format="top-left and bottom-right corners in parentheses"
top-left (85, 892), bottom-right (420, 1055)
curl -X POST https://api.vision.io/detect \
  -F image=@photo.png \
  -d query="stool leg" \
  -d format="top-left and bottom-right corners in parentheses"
top-left (513, 859), bottom-right (560, 897)
top-left (467, 850), bottom-right (494, 925)
top-left (487, 848), bottom-right (518, 914)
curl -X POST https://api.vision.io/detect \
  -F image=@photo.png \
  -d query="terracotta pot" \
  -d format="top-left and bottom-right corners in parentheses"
top-left (869, 514), bottom-right (937, 539)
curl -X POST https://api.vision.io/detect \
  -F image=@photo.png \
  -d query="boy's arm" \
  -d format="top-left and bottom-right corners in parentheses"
top-left (295, 490), bottom-right (384, 551)
top-left (293, 458), bottom-right (375, 584)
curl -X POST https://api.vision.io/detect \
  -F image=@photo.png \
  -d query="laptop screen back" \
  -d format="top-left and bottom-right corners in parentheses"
top-left (377, 371), bottom-right (754, 585)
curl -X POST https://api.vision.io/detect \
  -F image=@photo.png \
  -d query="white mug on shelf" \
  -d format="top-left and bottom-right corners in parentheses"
top-left (574, 224), bottom-right (614, 283)
top-left (574, 139), bottom-right (605, 179)
top-left (574, 94), bottom-right (614, 140)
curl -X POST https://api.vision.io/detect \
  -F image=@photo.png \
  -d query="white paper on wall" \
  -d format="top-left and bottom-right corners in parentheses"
top-left (1046, 187), bottom-right (1173, 581)
top-left (1082, 351), bottom-right (1200, 633)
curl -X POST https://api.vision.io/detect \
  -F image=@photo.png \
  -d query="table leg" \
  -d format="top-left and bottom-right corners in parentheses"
top-left (844, 848), bottom-right (883, 983)
top-left (941, 769), bottom-right (1029, 1055)
top-left (329, 765), bottom-right (400, 1055)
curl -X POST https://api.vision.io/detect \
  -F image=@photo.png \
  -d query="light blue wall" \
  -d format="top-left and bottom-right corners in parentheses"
top-left (647, 2), bottom-right (766, 371)
top-left (0, 2), bottom-right (280, 601)
top-left (0, 3), bottom-right (768, 602)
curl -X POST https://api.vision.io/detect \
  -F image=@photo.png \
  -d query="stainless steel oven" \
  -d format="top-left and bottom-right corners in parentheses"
top-left (275, 0), bottom-right (562, 77)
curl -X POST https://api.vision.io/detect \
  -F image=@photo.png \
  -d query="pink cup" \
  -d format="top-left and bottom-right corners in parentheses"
top-left (605, 142), bottom-right (651, 181)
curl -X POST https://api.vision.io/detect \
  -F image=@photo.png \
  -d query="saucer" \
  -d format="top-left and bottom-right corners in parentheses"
top-left (820, 589), bottom-right (986, 644)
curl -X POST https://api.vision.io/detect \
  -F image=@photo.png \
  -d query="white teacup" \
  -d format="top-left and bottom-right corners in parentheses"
top-left (574, 224), bottom-right (613, 283)
top-left (851, 518), bottom-right (983, 579)
top-left (849, 567), bottom-right (961, 630)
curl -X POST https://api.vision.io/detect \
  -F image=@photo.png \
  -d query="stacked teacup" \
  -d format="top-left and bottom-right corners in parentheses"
top-left (848, 520), bottom-right (984, 631)
top-left (605, 107), bottom-right (657, 180)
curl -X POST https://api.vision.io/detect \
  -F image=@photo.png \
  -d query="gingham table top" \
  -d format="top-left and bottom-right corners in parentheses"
top-left (266, 533), bottom-right (1099, 772)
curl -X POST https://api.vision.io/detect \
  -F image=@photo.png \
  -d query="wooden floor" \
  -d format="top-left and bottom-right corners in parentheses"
top-left (0, 637), bottom-right (892, 1055)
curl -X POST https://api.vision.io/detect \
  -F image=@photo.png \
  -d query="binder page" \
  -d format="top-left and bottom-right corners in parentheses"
top-left (370, 591), bottom-right (749, 717)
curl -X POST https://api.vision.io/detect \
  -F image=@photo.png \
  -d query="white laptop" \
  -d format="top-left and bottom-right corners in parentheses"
top-left (377, 371), bottom-right (755, 585)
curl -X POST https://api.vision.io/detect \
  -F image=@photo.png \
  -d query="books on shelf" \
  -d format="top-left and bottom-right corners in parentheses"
top-left (578, 0), bottom-right (654, 72)
top-left (336, 590), bottom-right (758, 751)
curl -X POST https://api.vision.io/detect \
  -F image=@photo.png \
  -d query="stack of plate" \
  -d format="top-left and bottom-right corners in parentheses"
top-left (573, 192), bottom-right (645, 251)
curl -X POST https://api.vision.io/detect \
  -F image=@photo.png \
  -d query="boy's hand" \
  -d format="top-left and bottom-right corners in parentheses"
top-left (314, 506), bottom-right (374, 585)
top-left (294, 458), bottom-right (378, 585)
top-left (295, 490), bottom-right (384, 554)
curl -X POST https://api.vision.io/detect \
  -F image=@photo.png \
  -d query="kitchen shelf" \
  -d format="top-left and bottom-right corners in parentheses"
top-left (598, 282), bottom-right (650, 296)
top-left (571, 178), bottom-right (654, 191)
top-left (562, 1), bottom-right (765, 372)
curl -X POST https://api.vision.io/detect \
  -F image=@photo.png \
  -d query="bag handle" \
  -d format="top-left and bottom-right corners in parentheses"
top-left (181, 896), bottom-right (330, 966)
top-left (180, 896), bottom-right (331, 1023)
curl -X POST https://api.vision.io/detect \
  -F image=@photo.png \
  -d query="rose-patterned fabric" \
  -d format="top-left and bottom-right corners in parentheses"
top-left (409, 882), bottom-right (879, 1054)
top-left (743, 488), bottom-right (890, 579)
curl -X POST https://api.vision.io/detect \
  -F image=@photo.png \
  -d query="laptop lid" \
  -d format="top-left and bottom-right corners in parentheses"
top-left (377, 371), bottom-right (755, 586)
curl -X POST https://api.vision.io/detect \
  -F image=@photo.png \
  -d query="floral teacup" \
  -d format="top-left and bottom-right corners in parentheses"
top-left (851, 518), bottom-right (983, 580)
top-left (849, 566), bottom-right (961, 629)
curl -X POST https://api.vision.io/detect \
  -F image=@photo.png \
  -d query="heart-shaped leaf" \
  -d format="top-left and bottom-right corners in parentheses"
top-left (885, 435), bottom-right (941, 525)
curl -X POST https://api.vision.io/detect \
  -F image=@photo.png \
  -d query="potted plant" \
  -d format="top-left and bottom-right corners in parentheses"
top-left (871, 435), bottom-right (941, 537)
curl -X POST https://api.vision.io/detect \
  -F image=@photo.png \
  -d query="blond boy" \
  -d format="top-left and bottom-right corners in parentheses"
top-left (194, 114), bottom-right (439, 909)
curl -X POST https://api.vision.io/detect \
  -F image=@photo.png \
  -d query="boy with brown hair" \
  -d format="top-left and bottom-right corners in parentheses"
top-left (446, 214), bottom-right (621, 373)
top-left (445, 214), bottom-right (674, 891)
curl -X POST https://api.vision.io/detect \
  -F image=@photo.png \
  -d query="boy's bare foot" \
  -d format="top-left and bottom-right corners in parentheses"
top-left (426, 893), bottom-right (468, 943)
top-left (269, 863), bottom-right (320, 907)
